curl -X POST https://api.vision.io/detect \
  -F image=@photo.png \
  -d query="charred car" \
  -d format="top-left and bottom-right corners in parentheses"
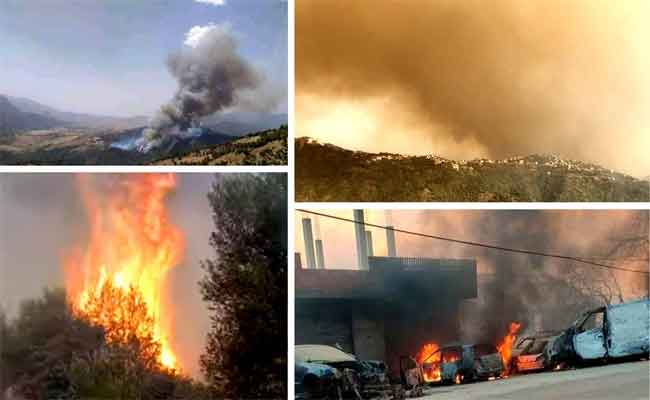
top-left (544, 297), bottom-right (650, 368)
top-left (421, 344), bottom-right (503, 384)
top-left (511, 332), bottom-right (559, 373)
top-left (295, 345), bottom-right (391, 399)
top-left (296, 362), bottom-right (343, 400)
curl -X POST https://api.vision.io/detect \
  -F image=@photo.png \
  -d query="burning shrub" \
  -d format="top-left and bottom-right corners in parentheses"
top-left (74, 280), bottom-right (165, 373)
top-left (1, 288), bottom-right (206, 400)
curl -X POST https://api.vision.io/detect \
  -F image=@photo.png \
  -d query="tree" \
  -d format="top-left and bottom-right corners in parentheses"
top-left (563, 210), bottom-right (649, 306)
top-left (0, 288), bottom-right (104, 399)
top-left (78, 281), bottom-right (164, 400)
top-left (199, 173), bottom-right (287, 399)
top-left (602, 210), bottom-right (649, 299)
top-left (1, 287), bottom-right (204, 400)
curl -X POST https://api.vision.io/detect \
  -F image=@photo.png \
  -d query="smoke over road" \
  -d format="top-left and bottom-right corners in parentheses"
top-left (297, 0), bottom-right (650, 177)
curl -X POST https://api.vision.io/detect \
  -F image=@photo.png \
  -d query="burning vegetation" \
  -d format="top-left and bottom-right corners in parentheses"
top-left (1, 173), bottom-right (288, 399)
top-left (64, 174), bottom-right (184, 372)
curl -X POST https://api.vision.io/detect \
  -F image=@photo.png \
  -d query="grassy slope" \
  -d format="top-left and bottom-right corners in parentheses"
top-left (151, 126), bottom-right (287, 166)
top-left (295, 138), bottom-right (649, 202)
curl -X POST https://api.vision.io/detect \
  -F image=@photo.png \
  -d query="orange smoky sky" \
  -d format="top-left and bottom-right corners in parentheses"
top-left (295, 210), bottom-right (649, 300)
top-left (296, 0), bottom-right (650, 177)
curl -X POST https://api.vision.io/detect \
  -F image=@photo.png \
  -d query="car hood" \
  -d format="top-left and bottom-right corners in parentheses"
top-left (296, 345), bottom-right (357, 364)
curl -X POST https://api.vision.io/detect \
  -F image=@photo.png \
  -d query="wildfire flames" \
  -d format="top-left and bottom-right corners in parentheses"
top-left (63, 174), bottom-right (184, 371)
top-left (497, 321), bottom-right (522, 372)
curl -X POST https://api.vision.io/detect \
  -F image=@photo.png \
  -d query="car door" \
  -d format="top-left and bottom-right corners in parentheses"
top-left (573, 309), bottom-right (607, 360)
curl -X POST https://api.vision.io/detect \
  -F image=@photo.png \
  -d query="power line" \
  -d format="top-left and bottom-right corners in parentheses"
top-left (296, 209), bottom-right (650, 275)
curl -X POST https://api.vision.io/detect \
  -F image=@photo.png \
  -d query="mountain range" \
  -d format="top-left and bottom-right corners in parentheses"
top-left (0, 95), bottom-right (63, 132)
top-left (0, 94), bottom-right (287, 136)
top-left (1, 95), bottom-right (148, 131)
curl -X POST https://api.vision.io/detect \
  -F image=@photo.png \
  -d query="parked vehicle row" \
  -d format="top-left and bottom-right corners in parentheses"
top-left (295, 298), bottom-right (649, 399)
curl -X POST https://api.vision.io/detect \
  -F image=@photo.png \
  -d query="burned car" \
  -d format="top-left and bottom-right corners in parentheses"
top-left (296, 362), bottom-right (343, 400)
top-left (295, 345), bottom-right (391, 399)
top-left (421, 344), bottom-right (503, 384)
top-left (511, 332), bottom-right (559, 373)
top-left (544, 297), bottom-right (650, 368)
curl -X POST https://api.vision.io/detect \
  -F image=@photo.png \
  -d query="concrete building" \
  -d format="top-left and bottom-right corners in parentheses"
top-left (295, 256), bottom-right (477, 377)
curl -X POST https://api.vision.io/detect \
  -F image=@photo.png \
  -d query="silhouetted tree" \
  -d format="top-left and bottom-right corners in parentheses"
top-left (1, 287), bottom-right (205, 400)
top-left (199, 173), bottom-right (287, 399)
top-left (0, 288), bottom-right (104, 399)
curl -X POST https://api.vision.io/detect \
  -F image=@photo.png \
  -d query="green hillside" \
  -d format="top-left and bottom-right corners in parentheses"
top-left (296, 137), bottom-right (649, 202)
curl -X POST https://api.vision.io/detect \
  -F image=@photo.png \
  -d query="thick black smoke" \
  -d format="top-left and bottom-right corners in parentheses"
top-left (141, 24), bottom-right (272, 150)
top-left (400, 210), bottom-right (649, 344)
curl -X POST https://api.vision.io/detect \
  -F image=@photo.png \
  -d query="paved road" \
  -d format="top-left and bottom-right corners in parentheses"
top-left (421, 361), bottom-right (649, 400)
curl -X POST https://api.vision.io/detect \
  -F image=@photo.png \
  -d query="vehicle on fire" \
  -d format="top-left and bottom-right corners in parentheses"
top-left (421, 343), bottom-right (504, 385)
top-left (295, 345), bottom-right (392, 399)
top-left (544, 297), bottom-right (650, 369)
top-left (511, 332), bottom-right (560, 373)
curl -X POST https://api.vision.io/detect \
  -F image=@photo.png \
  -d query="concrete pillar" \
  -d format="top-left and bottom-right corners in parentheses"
top-left (353, 210), bottom-right (369, 270)
top-left (352, 313), bottom-right (387, 363)
top-left (386, 226), bottom-right (397, 257)
top-left (315, 239), bottom-right (325, 269)
top-left (302, 217), bottom-right (316, 269)
top-left (365, 230), bottom-right (374, 257)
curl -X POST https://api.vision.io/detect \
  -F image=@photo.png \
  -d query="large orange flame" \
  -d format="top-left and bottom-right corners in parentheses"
top-left (417, 342), bottom-right (464, 383)
top-left (63, 174), bottom-right (184, 371)
top-left (497, 321), bottom-right (522, 371)
top-left (417, 343), bottom-right (439, 364)
top-left (417, 343), bottom-right (441, 383)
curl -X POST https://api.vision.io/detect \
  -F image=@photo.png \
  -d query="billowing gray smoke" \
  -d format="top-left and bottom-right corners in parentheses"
top-left (140, 24), bottom-right (265, 151)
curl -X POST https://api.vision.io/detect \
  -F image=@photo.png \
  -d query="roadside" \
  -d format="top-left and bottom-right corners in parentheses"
top-left (421, 361), bottom-right (649, 400)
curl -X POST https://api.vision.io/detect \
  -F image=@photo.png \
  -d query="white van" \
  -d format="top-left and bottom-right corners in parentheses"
top-left (545, 297), bottom-right (649, 367)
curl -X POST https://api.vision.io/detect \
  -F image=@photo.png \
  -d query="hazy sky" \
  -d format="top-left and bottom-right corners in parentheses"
top-left (297, 0), bottom-right (650, 177)
top-left (0, 173), bottom-right (218, 378)
top-left (0, 0), bottom-right (287, 117)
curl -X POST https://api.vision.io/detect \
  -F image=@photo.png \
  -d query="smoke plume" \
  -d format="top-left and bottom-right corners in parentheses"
top-left (297, 0), bottom-right (650, 177)
top-left (296, 210), bottom-right (649, 344)
top-left (141, 23), bottom-right (274, 150)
